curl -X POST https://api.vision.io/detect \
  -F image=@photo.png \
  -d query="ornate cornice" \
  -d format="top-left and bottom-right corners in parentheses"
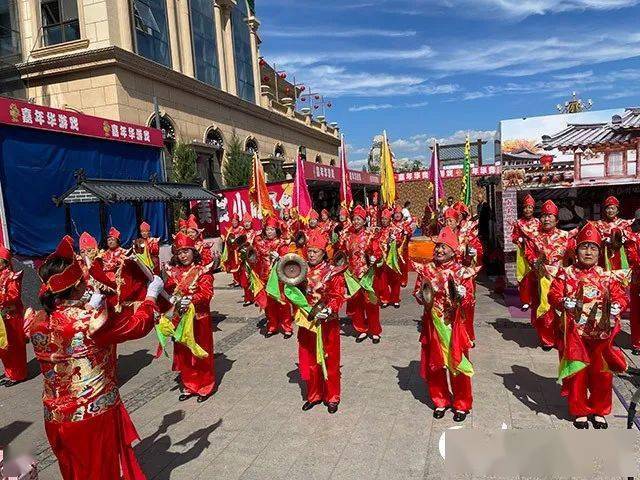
top-left (16, 46), bottom-right (340, 147)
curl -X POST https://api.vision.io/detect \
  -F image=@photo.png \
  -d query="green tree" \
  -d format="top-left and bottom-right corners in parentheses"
top-left (267, 160), bottom-right (286, 182)
top-left (169, 141), bottom-right (198, 227)
top-left (223, 132), bottom-right (253, 187)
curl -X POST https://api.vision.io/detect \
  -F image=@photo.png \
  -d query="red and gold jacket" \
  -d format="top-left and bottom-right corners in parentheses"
top-left (367, 206), bottom-right (379, 228)
top-left (221, 224), bottom-right (244, 273)
top-left (303, 260), bottom-right (346, 316)
top-left (27, 299), bottom-right (157, 423)
top-left (254, 235), bottom-right (289, 282)
top-left (524, 227), bottom-right (574, 269)
top-left (625, 230), bottom-right (640, 273)
top-left (318, 219), bottom-right (335, 238)
top-left (548, 264), bottom-right (628, 341)
top-left (342, 227), bottom-right (378, 279)
top-left (101, 247), bottom-right (125, 280)
top-left (595, 217), bottom-right (632, 242)
top-left (138, 237), bottom-right (160, 274)
top-left (0, 268), bottom-right (23, 326)
top-left (511, 217), bottom-right (540, 246)
top-left (164, 264), bottom-right (213, 318)
top-left (595, 217), bottom-right (632, 270)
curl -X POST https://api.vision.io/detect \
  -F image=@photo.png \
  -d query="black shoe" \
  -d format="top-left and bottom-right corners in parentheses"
top-left (243, 301), bottom-right (253, 307)
top-left (371, 335), bottom-right (381, 344)
top-left (590, 416), bottom-right (608, 429)
top-left (453, 411), bottom-right (468, 422)
top-left (265, 330), bottom-right (278, 338)
top-left (632, 348), bottom-right (640, 356)
top-left (381, 303), bottom-right (389, 309)
top-left (178, 393), bottom-right (194, 402)
top-left (573, 418), bottom-right (589, 429)
top-left (2, 379), bottom-right (17, 387)
top-left (256, 318), bottom-right (267, 328)
top-left (327, 402), bottom-right (339, 414)
top-left (433, 408), bottom-right (447, 419)
top-left (541, 345), bottom-right (553, 352)
top-left (393, 303), bottom-right (400, 309)
top-left (283, 331), bottom-right (293, 339)
top-left (470, 341), bottom-right (476, 349)
top-left (197, 395), bottom-right (210, 403)
top-left (302, 400), bottom-right (322, 411)
top-left (355, 333), bottom-right (367, 343)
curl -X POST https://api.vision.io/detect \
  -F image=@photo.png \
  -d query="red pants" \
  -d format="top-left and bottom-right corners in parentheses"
top-left (298, 320), bottom-right (341, 403)
top-left (518, 271), bottom-right (536, 306)
top-left (532, 310), bottom-right (557, 349)
top-left (347, 290), bottom-right (381, 336)
top-left (45, 402), bottom-right (146, 480)
top-left (266, 298), bottom-right (292, 334)
top-left (172, 311), bottom-right (216, 396)
top-left (375, 266), bottom-right (402, 305)
top-left (422, 348), bottom-right (473, 411)
top-left (631, 282), bottom-right (640, 349)
top-left (238, 268), bottom-right (253, 303)
top-left (463, 303), bottom-right (476, 342)
top-left (565, 339), bottom-right (613, 417)
top-left (0, 312), bottom-right (27, 382)
top-left (232, 269), bottom-right (242, 285)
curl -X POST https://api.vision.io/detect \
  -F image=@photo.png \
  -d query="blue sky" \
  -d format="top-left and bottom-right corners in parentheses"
top-left (257, 0), bottom-right (640, 168)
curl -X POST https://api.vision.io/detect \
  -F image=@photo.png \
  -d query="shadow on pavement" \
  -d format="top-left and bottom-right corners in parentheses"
top-left (25, 358), bottom-right (41, 381)
top-left (489, 318), bottom-right (540, 349)
top-left (0, 420), bottom-right (32, 447)
top-left (495, 365), bottom-right (569, 421)
top-left (392, 361), bottom-right (435, 409)
top-left (286, 365), bottom-right (306, 401)
top-left (211, 312), bottom-right (227, 332)
top-left (118, 349), bottom-right (155, 388)
top-left (339, 318), bottom-right (357, 338)
top-left (214, 352), bottom-right (235, 390)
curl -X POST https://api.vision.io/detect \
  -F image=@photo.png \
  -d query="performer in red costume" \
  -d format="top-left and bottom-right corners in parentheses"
top-left (0, 246), bottom-right (25, 387)
top-left (26, 235), bottom-right (164, 480)
top-left (186, 214), bottom-right (214, 269)
top-left (367, 192), bottom-right (380, 228)
top-left (238, 213), bottom-right (257, 306)
top-left (318, 209), bottom-right (334, 238)
top-left (138, 221), bottom-right (160, 274)
top-left (280, 208), bottom-right (295, 243)
top-left (296, 231), bottom-right (347, 414)
top-left (165, 232), bottom-right (215, 402)
top-left (624, 224), bottom-right (640, 355)
top-left (255, 216), bottom-right (292, 337)
top-left (511, 194), bottom-right (540, 311)
top-left (221, 213), bottom-right (244, 287)
top-left (343, 205), bottom-right (382, 343)
top-left (414, 227), bottom-right (479, 422)
top-left (594, 196), bottom-right (632, 271)
top-left (102, 227), bottom-right (125, 282)
top-left (548, 222), bottom-right (628, 429)
top-left (392, 204), bottom-right (413, 290)
top-left (375, 208), bottom-right (406, 308)
top-left (525, 199), bottom-right (574, 350)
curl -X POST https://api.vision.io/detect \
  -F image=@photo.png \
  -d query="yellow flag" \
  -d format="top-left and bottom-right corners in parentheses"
top-left (380, 131), bottom-right (396, 207)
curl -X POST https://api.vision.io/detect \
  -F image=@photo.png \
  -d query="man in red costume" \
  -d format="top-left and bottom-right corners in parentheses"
top-left (165, 232), bottom-right (215, 402)
top-left (296, 231), bottom-right (347, 414)
top-left (138, 221), bottom-right (160, 274)
top-left (392, 204), bottom-right (413, 289)
top-left (525, 199), bottom-right (574, 350)
top-left (186, 214), bottom-right (214, 269)
top-left (414, 227), bottom-right (478, 422)
top-left (367, 192), bottom-right (380, 228)
top-left (0, 246), bottom-right (25, 387)
top-left (343, 205), bottom-right (382, 343)
top-left (318, 209), bottom-right (334, 238)
top-left (548, 222), bottom-right (628, 429)
top-left (511, 194), bottom-right (540, 311)
top-left (624, 225), bottom-right (640, 355)
top-left (375, 208), bottom-right (405, 308)
top-left (102, 227), bottom-right (125, 282)
top-left (221, 213), bottom-right (243, 287)
top-left (238, 212), bottom-right (257, 306)
top-left (255, 216), bottom-right (293, 337)
top-left (594, 196), bottom-right (631, 271)
top-left (280, 208), bottom-right (295, 243)
top-left (26, 235), bottom-right (164, 480)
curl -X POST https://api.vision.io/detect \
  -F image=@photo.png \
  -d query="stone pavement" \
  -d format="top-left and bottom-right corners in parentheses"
top-left (2, 272), bottom-right (640, 479)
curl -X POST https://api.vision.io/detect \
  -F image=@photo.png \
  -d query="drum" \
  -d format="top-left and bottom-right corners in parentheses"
top-left (408, 236), bottom-right (435, 263)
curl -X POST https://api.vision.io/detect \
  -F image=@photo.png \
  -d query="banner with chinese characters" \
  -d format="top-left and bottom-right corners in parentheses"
top-left (216, 181), bottom-right (293, 234)
top-left (189, 199), bottom-right (218, 238)
top-left (395, 165), bottom-right (500, 182)
top-left (304, 161), bottom-right (381, 186)
top-left (0, 96), bottom-right (164, 147)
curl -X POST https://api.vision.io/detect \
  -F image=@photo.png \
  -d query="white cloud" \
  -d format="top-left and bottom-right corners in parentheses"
top-left (348, 104), bottom-right (394, 112)
top-left (263, 27), bottom-right (417, 38)
top-left (388, 130), bottom-right (496, 158)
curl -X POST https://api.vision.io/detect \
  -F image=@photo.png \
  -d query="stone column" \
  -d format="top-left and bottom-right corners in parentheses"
top-left (177, 0), bottom-right (195, 77)
top-left (248, 15), bottom-right (261, 104)
top-left (165, 0), bottom-right (182, 71)
top-left (217, 0), bottom-right (237, 96)
top-left (213, 2), bottom-right (228, 90)
top-left (116, 0), bottom-right (133, 50)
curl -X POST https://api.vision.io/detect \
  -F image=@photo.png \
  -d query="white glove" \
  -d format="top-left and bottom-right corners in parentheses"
top-left (315, 307), bottom-right (332, 321)
top-left (517, 237), bottom-right (524, 244)
top-left (610, 303), bottom-right (622, 317)
top-left (604, 236), bottom-right (612, 244)
top-left (180, 297), bottom-right (192, 309)
top-left (564, 297), bottom-right (577, 310)
top-left (146, 275), bottom-right (164, 299)
top-left (456, 285), bottom-right (467, 298)
top-left (169, 295), bottom-right (178, 305)
top-left (88, 292), bottom-right (104, 310)
top-left (270, 251), bottom-right (280, 262)
top-left (467, 247), bottom-right (477, 258)
top-left (369, 255), bottom-right (377, 264)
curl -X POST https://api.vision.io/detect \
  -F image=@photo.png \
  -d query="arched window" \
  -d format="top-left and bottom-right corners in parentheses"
top-left (274, 144), bottom-right (285, 159)
top-left (298, 146), bottom-right (306, 161)
top-left (245, 137), bottom-right (259, 155)
top-left (315, 155), bottom-right (322, 164)
top-left (329, 158), bottom-right (336, 166)
top-left (149, 113), bottom-right (176, 154)
top-left (205, 127), bottom-right (224, 150)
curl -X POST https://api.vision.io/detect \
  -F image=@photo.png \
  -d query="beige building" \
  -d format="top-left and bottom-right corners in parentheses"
top-left (0, 0), bottom-right (340, 188)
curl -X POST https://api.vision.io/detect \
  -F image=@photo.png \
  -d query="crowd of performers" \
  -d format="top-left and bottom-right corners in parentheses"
top-left (0, 192), bottom-right (634, 478)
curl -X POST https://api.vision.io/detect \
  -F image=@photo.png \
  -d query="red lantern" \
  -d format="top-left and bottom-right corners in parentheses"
top-left (327, 102), bottom-right (332, 108)
top-left (259, 58), bottom-right (266, 67)
top-left (315, 95), bottom-right (320, 100)
top-left (300, 86), bottom-right (306, 92)
top-left (285, 87), bottom-right (291, 93)
top-left (301, 97), bottom-right (306, 102)
top-left (262, 75), bottom-right (269, 82)
top-left (279, 72), bottom-right (287, 79)
top-left (314, 105), bottom-right (319, 110)
top-left (540, 155), bottom-right (553, 170)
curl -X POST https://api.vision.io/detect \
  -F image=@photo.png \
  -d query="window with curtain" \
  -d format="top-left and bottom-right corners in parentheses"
top-left (607, 151), bottom-right (624, 176)
top-left (41, 0), bottom-right (80, 46)
top-left (0, 1), bottom-right (21, 59)
top-left (133, 0), bottom-right (171, 68)
top-left (189, 0), bottom-right (220, 87)
top-left (231, 0), bottom-right (255, 103)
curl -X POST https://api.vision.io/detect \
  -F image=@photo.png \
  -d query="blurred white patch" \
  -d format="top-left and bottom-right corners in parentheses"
top-left (439, 425), bottom-right (464, 459)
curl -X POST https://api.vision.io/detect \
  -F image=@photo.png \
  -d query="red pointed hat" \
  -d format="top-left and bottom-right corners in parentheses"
top-left (352, 205), bottom-right (366, 219)
top-left (307, 231), bottom-right (328, 250)
top-left (108, 227), bottom-right (121, 239)
top-left (453, 201), bottom-right (470, 216)
top-left (264, 215), bottom-right (280, 229)
top-left (140, 221), bottom-right (151, 232)
top-left (173, 232), bottom-right (196, 250)
top-left (381, 208), bottom-right (392, 219)
top-left (242, 212), bottom-right (253, 223)
top-left (79, 232), bottom-right (98, 251)
top-left (444, 207), bottom-right (460, 221)
top-left (309, 209), bottom-right (319, 220)
top-left (43, 236), bottom-right (84, 294)
top-left (186, 214), bottom-right (200, 231)
top-left (0, 245), bottom-right (10, 262)
top-left (604, 196), bottom-right (619, 207)
top-left (178, 218), bottom-right (188, 229)
top-left (321, 208), bottom-right (329, 217)
top-left (541, 200), bottom-right (559, 216)
top-left (523, 194), bottom-right (535, 207)
top-left (435, 227), bottom-right (460, 252)
top-left (576, 222), bottom-right (602, 247)
top-left (340, 207), bottom-right (349, 218)
top-left (393, 204), bottom-right (402, 214)
top-left (231, 213), bottom-right (239, 223)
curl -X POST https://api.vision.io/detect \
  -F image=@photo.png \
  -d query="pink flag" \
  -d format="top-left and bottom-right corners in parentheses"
top-left (429, 140), bottom-right (444, 206)
top-left (293, 153), bottom-right (313, 221)
top-left (339, 134), bottom-right (353, 209)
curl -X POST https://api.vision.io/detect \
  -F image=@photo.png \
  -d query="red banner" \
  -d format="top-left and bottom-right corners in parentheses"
top-left (0, 96), bottom-right (164, 147)
top-left (216, 181), bottom-right (294, 233)
top-left (189, 199), bottom-right (219, 238)
top-left (304, 161), bottom-right (380, 186)
top-left (395, 165), bottom-right (500, 182)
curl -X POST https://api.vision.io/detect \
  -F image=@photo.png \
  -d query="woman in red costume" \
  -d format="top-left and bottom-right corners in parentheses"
top-left (0, 245), bottom-right (26, 386)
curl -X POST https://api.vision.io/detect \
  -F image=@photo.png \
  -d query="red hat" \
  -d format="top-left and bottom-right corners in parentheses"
top-left (309, 209), bottom-right (319, 220)
top-left (43, 236), bottom-right (84, 294)
top-left (352, 205), bottom-right (366, 219)
top-left (186, 214), bottom-right (200, 231)
top-left (604, 196), bottom-right (619, 207)
top-left (444, 208), bottom-right (460, 221)
top-left (173, 232), bottom-right (196, 250)
top-left (523, 194), bottom-right (535, 207)
top-left (321, 208), bottom-right (329, 217)
top-left (576, 221), bottom-right (602, 248)
top-left (435, 227), bottom-right (460, 252)
top-left (140, 221), bottom-right (151, 232)
top-left (242, 212), bottom-right (253, 223)
top-left (307, 231), bottom-right (328, 251)
top-left (393, 205), bottom-right (402, 215)
top-left (79, 232), bottom-right (98, 251)
top-left (541, 200), bottom-right (559, 216)
top-left (178, 218), bottom-right (188, 229)
top-left (108, 227), bottom-right (120, 239)
top-left (264, 216), bottom-right (280, 229)
top-left (340, 207), bottom-right (349, 218)
top-left (453, 201), bottom-right (470, 216)
top-left (381, 208), bottom-right (392, 220)
top-left (0, 245), bottom-right (10, 262)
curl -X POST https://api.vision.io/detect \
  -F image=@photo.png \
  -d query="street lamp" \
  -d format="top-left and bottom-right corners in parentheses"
top-left (556, 92), bottom-right (593, 114)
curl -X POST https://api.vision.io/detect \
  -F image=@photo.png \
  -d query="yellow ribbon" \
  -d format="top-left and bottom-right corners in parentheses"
top-left (536, 275), bottom-right (552, 319)
top-left (0, 313), bottom-right (7, 350)
top-left (515, 245), bottom-right (530, 283)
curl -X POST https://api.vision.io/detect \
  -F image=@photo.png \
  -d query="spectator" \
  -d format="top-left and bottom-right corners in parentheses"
top-left (402, 201), bottom-right (412, 222)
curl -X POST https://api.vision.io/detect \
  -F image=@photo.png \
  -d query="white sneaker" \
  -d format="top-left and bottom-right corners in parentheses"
top-left (521, 303), bottom-right (530, 311)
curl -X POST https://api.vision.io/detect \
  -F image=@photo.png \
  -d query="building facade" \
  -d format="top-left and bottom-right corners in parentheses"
top-left (1, 0), bottom-right (340, 189)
